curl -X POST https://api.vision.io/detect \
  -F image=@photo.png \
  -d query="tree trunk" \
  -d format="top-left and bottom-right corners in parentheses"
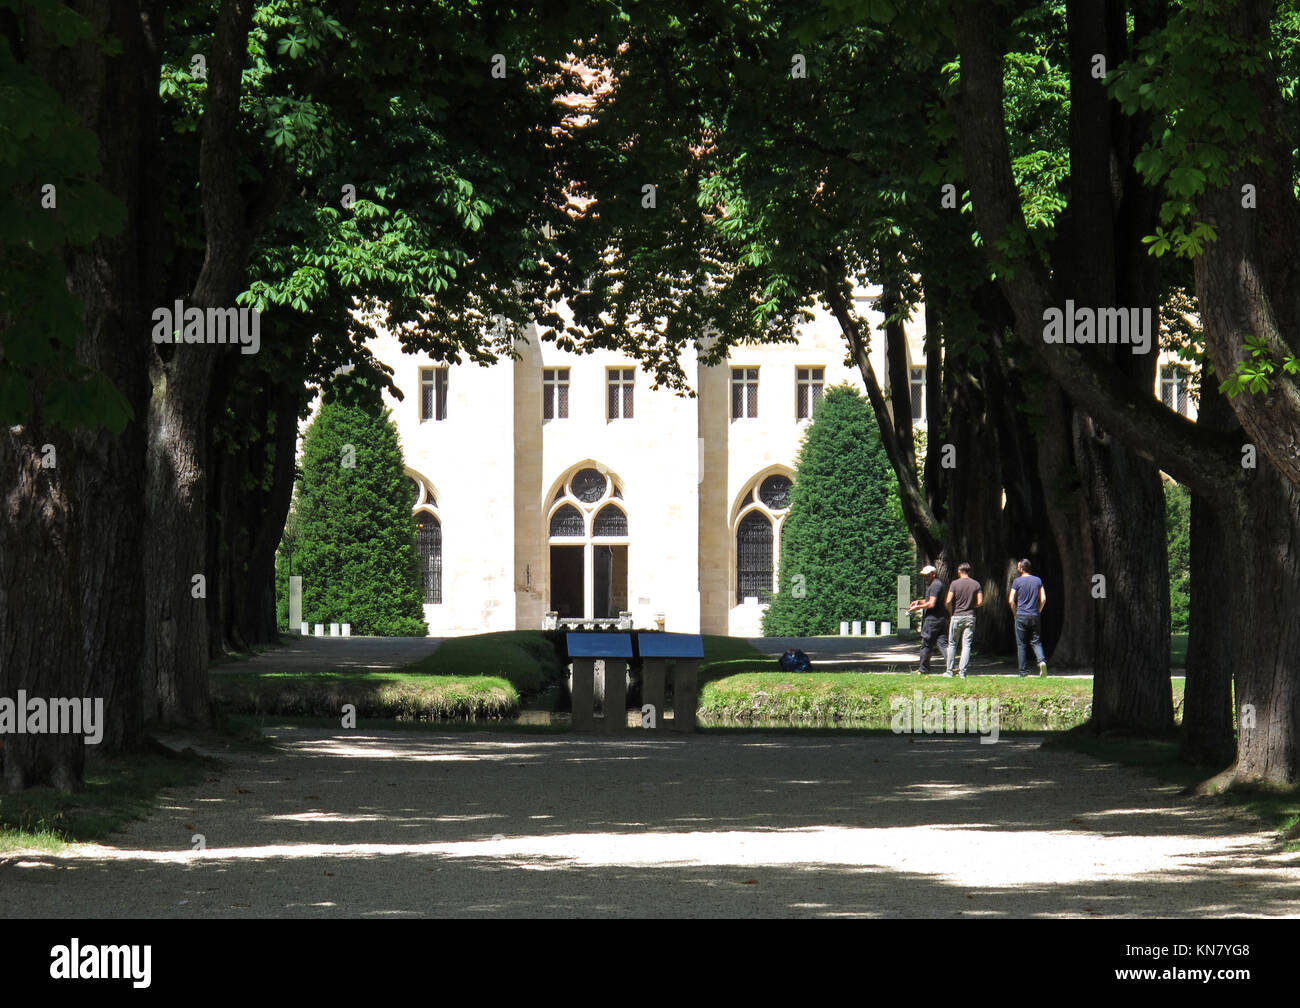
top-left (143, 0), bottom-right (256, 724)
top-left (1180, 384), bottom-right (1239, 767)
top-left (144, 356), bottom-right (217, 725)
top-left (66, 0), bottom-right (162, 753)
top-left (0, 430), bottom-right (84, 791)
top-left (1230, 457), bottom-right (1300, 786)
top-left (2, 2), bottom-right (162, 790)
top-left (1031, 390), bottom-right (1095, 668)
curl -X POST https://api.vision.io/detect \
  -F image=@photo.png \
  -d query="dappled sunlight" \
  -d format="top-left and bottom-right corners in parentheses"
top-left (5, 728), bottom-right (1295, 918)
top-left (41, 823), bottom-right (1282, 891)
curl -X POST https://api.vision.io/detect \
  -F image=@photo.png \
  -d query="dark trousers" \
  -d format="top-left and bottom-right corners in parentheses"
top-left (1015, 614), bottom-right (1046, 673)
top-left (918, 619), bottom-right (949, 672)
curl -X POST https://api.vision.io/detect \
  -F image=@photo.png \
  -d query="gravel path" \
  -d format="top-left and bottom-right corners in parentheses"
top-left (2, 726), bottom-right (1295, 918)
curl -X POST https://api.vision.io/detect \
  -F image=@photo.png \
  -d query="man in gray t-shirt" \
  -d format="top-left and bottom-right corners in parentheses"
top-left (945, 563), bottom-right (983, 677)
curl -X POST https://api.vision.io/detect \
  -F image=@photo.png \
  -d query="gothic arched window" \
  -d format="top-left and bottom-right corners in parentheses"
top-left (733, 470), bottom-right (794, 604)
top-left (549, 503), bottom-right (585, 537)
top-left (736, 511), bottom-right (774, 603)
top-left (415, 510), bottom-right (442, 604)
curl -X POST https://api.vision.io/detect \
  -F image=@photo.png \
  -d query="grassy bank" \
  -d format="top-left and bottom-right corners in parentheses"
top-left (401, 630), bottom-right (562, 696)
top-left (699, 671), bottom-right (1188, 729)
top-left (211, 670), bottom-right (519, 721)
top-left (0, 748), bottom-right (212, 852)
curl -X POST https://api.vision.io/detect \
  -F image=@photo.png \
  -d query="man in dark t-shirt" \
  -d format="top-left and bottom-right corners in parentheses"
top-left (1008, 558), bottom-right (1048, 677)
top-left (908, 564), bottom-right (949, 675)
top-left (945, 563), bottom-right (983, 677)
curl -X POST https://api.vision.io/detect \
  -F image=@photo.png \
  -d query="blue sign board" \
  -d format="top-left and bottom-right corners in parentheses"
top-left (566, 633), bottom-right (634, 658)
top-left (637, 633), bottom-right (704, 659)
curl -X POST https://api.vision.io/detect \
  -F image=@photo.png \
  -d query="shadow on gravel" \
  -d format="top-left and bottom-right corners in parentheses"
top-left (1, 729), bottom-right (1295, 918)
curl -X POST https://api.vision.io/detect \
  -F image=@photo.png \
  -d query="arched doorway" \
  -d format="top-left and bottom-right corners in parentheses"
top-left (547, 466), bottom-right (628, 619)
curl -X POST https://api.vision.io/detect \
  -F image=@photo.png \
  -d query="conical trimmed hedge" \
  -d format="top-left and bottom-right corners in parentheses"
top-left (279, 379), bottom-right (428, 636)
top-left (762, 385), bottom-right (912, 635)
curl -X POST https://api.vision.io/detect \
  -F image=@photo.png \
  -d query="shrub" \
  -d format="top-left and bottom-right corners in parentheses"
top-left (763, 385), bottom-right (912, 635)
top-left (277, 376), bottom-right (427, 636)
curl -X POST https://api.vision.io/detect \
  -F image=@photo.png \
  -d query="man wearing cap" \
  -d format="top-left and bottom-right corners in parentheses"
top-left (907, 564), bottom-right (949, 675)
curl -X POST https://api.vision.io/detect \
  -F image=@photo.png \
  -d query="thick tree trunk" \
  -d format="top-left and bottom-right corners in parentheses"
top-left (0, 430), bottom-right (84, 791)
top-left (144, 357), bottom-right (217, 725)
top-left (1180, 385), bottom-right (1239, 767)
top-left (1229, 460), bottom-right (1300, 786)
top-left (207, 369), bottom-right (302, 651)
top-left (2, 2), bottom-right (162, 790)
top-left (1031, 391), bottom-right (1095, 668)
top-left (143, 0), bottom-right (255, 724)
top-left (1074, 414), bottom-right (1173, 732)
top-left (65, 0), bottom-right (161, 753)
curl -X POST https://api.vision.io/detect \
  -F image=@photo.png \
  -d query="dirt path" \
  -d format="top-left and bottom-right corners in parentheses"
top-left (2, 726), bottom-right (1295, 918)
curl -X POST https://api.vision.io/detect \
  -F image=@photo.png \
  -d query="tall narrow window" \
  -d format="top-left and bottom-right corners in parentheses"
top-left (420, 367), bottom-right (448, 422)
top-left (736, 511), bottom-right (774, 602)
top-left (796, 367), bottom-right (824, 420)
top-left (1160, 364), bottom-right (1190, 416)
top-left (607, 368), bottom-right (634, 419)
top-left (909, 367), bottom-right (925, 423)
top-left (543, 368), bottom-right (570, 420)
top-left (415, 511), bottom-right (442, 603)
top-left (731, 367), bottom-right (759, 419)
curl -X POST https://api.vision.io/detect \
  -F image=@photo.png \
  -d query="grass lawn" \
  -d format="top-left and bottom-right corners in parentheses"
top-left (401, 630), bottom-right (562, 695)
top-left (698, 670), bottom-right (1123, 728)
top-left (211, 669), bottom-right (519, 721)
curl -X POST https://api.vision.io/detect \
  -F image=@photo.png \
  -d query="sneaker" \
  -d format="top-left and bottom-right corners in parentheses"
top-left (1018, 672), bottom-right (1029, 678)
top-left (942, 671), bottom-right (953, 677)
top-left (1038, 661), bottom-right (1048, 677)
top-left (957, 671), bottom-right (967, 679)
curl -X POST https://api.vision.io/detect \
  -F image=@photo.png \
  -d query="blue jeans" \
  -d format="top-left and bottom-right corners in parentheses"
top-left (1015, 614), bottom-right (1046, 673)
top-left (947, 614), bottom-right (976, 674)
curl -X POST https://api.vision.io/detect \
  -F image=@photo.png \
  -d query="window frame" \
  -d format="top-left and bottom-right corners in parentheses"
top-left (1160, 363), bottom-right (1190, 417)
top-left (543, 367), bottom-right (570, 421)
top-left (607, 367), bottom-right (635, 420)
top-left (909, 366), bottom-right (925, 423)
top-left (795, 366), bottom-right (825, 420)
top-left (420, 367), bottom-right (449, 422)
top-left (731, 367), bottom-right (759, 420)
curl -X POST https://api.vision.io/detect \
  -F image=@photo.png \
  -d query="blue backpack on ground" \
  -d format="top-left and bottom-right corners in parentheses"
top-left (779, 648), bottom-right (811, 672)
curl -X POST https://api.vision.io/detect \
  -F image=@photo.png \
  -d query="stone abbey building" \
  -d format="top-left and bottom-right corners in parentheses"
top-left (363, 293), bottom-right (1197, 637)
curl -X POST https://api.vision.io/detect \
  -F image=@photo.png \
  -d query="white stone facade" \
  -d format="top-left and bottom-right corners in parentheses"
top-left (352, 293), bottom-right (1197, 638)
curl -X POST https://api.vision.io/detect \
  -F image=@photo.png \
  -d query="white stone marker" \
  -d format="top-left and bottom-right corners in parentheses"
top-left (866, 621), bottom-right (877, 636)
top-left (329, 622), bottom-right (340, 636)
top-left (314, 623), bottom-right (324, 637)
top-left (300, 622), bottom-right (309, 636)
top-left (851, 620), bottom-right (862, 636)
top-left (882, 622), bottom-right (891, 635)
top-left (342, 623), bottom-right (351, 637)
top-left (840, 621), bottom-right (849, 636)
